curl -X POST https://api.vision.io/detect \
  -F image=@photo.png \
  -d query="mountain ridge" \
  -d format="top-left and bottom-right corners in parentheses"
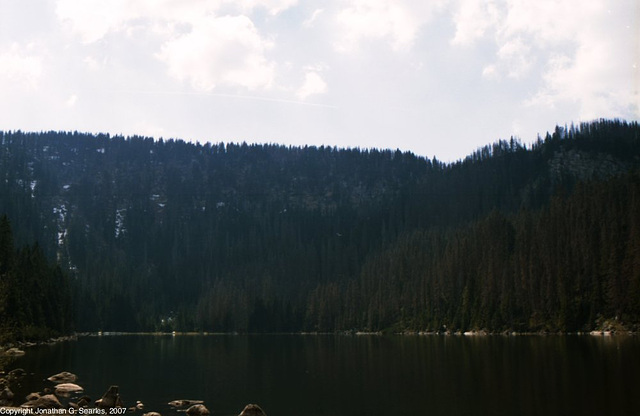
top-left (0, 118), bottom-right (638, 334)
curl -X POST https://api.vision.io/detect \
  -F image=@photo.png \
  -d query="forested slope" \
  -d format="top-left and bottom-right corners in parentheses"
top-left (0, 119), bottom-right (638, 333)
top-left (0, 215), bottom-right (73, 342)
top-left (330, 174), bottom-right (640, 332)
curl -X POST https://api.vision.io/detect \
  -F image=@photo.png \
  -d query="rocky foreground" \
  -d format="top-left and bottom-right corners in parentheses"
top-left (0, 367), bottom-right (265, 416)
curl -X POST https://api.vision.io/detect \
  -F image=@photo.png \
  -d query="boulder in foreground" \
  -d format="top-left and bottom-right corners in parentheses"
top-left (54, 383), bottom-right (84, 396)
top-left (48, 371), bottom-right (78, 384)
top-left (239, 404), bottom-right (266, 416)
top-left (0, 385), bottom-right (14, 406)
top-left (168, 400), bottom-right (204, 408)
top-left (185, 404), bottom-right (210, 416)
top-left (3, 348), bottom-right (25, 356)
top-left (96, 386), bottom-right (124, 408)
top-left (21, 394), bottom-right (63, 409)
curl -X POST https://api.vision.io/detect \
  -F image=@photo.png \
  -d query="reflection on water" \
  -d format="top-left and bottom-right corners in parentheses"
top-left (4, 334), bottom-right (640, 416)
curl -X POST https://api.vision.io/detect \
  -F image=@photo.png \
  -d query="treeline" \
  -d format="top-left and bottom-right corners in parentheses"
top-left (0, 119), bottom-right (638, 333)
top-left (0, 215), bottom-right (74, 343)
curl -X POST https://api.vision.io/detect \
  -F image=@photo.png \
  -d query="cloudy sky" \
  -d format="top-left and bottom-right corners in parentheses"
top-left (0, 0), bottom-right (638, 161)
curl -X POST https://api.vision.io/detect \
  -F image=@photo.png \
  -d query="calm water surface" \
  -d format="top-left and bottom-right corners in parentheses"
top-left (5, 334), bottom-right (640, 416)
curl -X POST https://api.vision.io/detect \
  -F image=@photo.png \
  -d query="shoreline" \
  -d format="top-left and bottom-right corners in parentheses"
top-left (59, 329), bottom-right (640, 338)
top-left (2, 328), bottom-right (636, 356)
top-left (0, 336), bottom-right (78, 357)
top-left (67, 329), bottom-right (640, 337)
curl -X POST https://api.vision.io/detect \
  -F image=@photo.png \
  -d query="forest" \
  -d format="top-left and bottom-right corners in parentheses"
top-left (0, 119), bottom-right (638, 337)
top-left (0, 215), bottom-right (73, 343)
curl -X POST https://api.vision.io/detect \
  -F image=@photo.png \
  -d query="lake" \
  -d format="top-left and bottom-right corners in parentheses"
top-left (4, 334), bottom-right (640, 416)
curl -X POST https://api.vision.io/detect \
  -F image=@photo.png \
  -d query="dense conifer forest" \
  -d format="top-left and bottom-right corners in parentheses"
top-left (0, 119), bottom-right (639, 336)
top-left (0, 215), bottom-right (73, 342)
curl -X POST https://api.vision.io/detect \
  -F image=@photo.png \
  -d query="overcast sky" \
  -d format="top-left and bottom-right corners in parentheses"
top-left (0, 0), bottom-right (638, 161)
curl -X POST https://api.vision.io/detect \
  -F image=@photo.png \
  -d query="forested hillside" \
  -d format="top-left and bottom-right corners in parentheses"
top-left (0, 119), bottom-right (638, 333)
top-left (0, 215), bottom-right (73, 342)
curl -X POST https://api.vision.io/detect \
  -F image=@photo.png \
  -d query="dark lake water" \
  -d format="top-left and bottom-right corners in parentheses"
top-left (4, 334), bottom-right (640, 416)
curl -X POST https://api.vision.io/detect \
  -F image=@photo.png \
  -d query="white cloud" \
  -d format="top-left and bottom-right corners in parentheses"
top-left (296, 71), bottom-right (327, 100)
top-left (0, 43), bottom-right (43, 89)
top-left (450, 0), bottom-right (500, 46)
top-left (523, 2), bottom-right (639, 119)
top-left (156, 15), bottom-right (275, 91)
top-left (233, 0), bottom-right (298, 15)
top-left (450, 0), bottom-right (602, 74)
top-left (66, 94), bottom-right (78, 107)
top-left (528, 37), bottom-right (638, 119)
top-left (452, 0), bottom-right (577, 79)
top-left (452, 0), bottom-right (639, 119)
top-left (498, 0), bottom-right (604, 46)
top-left (493, 37), bottom-right (532, 79)
top-left (82, 56), bottom-right (101, 71)
top-left (56, 0), bottom-right (129, 43)
top-left (55, 0), bottom-right (232, 43)
top-left (303, 8), bottom-right (324, 27)
top-left (335, 0), bottom-right (444, 52)
top-left (55, 0), bottom-right (282, 91)
top-left (55, 0), bottom-right (298, 43)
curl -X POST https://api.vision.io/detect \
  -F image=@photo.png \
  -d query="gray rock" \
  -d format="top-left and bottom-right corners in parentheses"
top-left (0, 385), bottom-right (14, 406)
top-left (47, 371), bottom-right (78, 384)
top-left (168, 400), bottom-right (204, 408)
top-left (238, 404), bottom-right (266, 416)
top-left (185, 404), bottom-right (210, 416)
top-left (54, 383), bottom-right (84, 396)
top-left (21, 394), bottom-right (63, 409)
top-left (25, 393), bottom-right (41, 402)
top-left (77, 396), bottom-right (91, 408)
top-left (4, 348), bottom-right (25, 356)
top-left (96, 386), bottom-right (123, 409)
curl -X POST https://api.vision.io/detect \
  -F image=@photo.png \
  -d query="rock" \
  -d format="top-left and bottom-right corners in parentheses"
top-left (143, 412), bottom-right (162, 416)
top-left (54, 383), bottom-right (84, 396)
top-left (185, 404), bottom-right (210, 416)
top-left (21, 394), bottom-right (63, 409)
top-left (0, 385), bottom-right (14, 406)
top-left (77, 396), bottom-right (91, 408)
top-left (238, 404), bottom-right (267, 416)
top-left (4, 348), bottom-right (25, 356)
top-left (47, 371), bottom-right (78, 384)
top-left (96, 386), bottom-right (124, 409)
top-left (168, 400), bottom-right (204, 408)
top-left (25, 392), bottom-right (41, 402)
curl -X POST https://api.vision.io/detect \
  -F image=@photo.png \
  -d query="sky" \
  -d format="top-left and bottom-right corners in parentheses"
top-left (0, 0), bottom-right (638, 162)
